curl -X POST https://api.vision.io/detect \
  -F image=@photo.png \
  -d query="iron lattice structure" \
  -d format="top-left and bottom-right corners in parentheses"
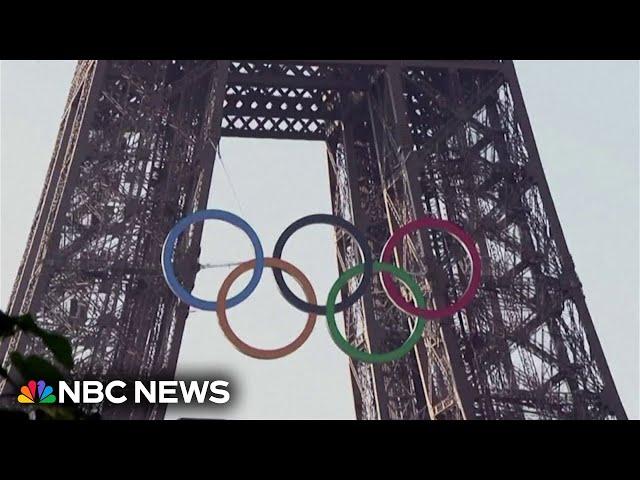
top-left (1, 60), bottom-right (626, 420)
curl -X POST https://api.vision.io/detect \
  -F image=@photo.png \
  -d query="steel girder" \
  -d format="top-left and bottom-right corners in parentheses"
top-left (1, 60), bottom-right (626, 420)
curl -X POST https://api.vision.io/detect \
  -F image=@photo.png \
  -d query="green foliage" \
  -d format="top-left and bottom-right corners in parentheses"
top-left (10, 353), bottom-right (65, 386)
top-left (0, 310), bottom-right (97, 420)
top-left (1, 312), bottom-right (73, 369)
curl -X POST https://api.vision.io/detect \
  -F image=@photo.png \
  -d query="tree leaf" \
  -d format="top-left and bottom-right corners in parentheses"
top-left (38, 332), bottom-right (74, 370)
top-left (0, 311), bottom-right (83, 420)
top-left (14, 313), bottom-right (40, 333)
top-left (9, 353), bottom-right (65, 385)
top-left (37, 405), bottom-right (78, 420)
top-left (0, 311), bottom-right (17, 336)
top-left (9, 313), bottom-right (73, 370)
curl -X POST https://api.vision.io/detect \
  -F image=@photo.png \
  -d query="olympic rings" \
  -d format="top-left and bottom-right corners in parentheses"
top-left (217, 258), bottom-right (317, 360)
top-left (272, 214), bottom-right (373, 315)
top-left (162, 209), bottom-right (482, 363)
top-left (326, 262), bottom-right (426, 363)
top-left (380, 217), bottom-right (482, 319)
top-left (162, 209), bottom-right (264, 311)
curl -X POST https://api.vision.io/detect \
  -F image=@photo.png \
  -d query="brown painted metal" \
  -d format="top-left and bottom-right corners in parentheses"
top-left (1, 60), bottom-right (626, 420)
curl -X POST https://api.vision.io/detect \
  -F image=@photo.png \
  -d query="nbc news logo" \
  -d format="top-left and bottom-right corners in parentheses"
top-left (16, 379), bottom-right (230, 405)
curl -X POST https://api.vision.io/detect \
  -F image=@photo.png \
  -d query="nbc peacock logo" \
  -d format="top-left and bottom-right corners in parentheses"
top-left (17, 380), bottom-right (57, 404)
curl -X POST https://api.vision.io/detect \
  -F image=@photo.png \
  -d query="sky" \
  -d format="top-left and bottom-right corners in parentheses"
top-left (0, 60), bottom-right (638, 419)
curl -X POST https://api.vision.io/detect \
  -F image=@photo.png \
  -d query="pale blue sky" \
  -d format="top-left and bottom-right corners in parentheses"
top-left (1, 60), bottom-right (638, 419)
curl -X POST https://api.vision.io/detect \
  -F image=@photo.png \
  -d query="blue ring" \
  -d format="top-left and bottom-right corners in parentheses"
top-left (161, 209), bottom-right (264, 311)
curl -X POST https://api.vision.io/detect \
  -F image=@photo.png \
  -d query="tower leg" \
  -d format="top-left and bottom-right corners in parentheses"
top-left (1, 60), bottom-right (230, 420)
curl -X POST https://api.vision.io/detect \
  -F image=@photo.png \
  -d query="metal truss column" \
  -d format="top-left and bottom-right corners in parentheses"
top-left (370, 64), bottom-right (477, 419)
top-left (1, 60), bottom-right (107, 379)
top-left (1, 61), bottom-right (231, 420)
top-left (327, 120), bottom-right (383, 419)
top-left (501, 62), bottom-right (626, 419)
top-left (328, 89), bottom-right (433, 419)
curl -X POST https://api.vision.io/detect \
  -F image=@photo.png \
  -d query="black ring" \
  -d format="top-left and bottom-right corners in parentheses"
top-left (272, 214), bottom-right (373, 315)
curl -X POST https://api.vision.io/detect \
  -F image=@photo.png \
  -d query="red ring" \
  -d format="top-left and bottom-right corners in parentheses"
top-left (380, 216), bottom-right (481, 319)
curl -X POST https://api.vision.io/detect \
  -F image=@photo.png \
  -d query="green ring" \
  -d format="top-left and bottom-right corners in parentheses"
top-left (326, 261), bottom-right (426, 364)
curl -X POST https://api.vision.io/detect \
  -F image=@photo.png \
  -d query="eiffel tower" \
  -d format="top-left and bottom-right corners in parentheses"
top-left (1, 60), bottom-right (626, 420)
